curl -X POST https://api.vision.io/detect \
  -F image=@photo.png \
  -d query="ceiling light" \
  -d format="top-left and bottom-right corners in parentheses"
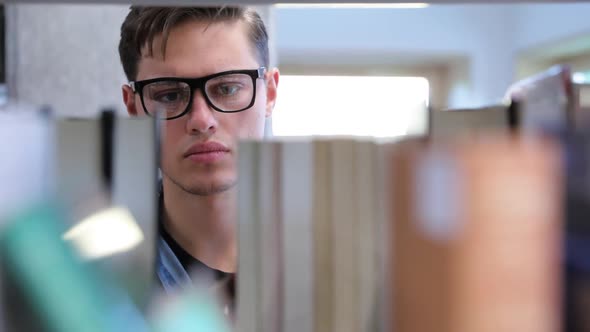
top-left (276, 3), bottom-right (429, 9)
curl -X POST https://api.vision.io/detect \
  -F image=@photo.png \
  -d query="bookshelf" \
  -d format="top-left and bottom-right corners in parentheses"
top-left (1, 2), bottom-right (588, 332)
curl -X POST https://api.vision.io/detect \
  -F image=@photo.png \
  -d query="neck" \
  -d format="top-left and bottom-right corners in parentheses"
top-left (161, 177), bottom-right (237, 273)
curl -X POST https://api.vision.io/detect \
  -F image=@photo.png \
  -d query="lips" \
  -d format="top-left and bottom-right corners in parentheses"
top-left (183, 142), bottom-right (230, 163)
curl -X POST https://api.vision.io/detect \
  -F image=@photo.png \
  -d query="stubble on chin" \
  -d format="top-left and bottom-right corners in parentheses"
top-left (162, 169), bottom-right (237, 196)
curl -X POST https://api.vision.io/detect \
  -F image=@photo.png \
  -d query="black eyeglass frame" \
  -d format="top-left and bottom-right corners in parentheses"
top-left (129, 67), bottom-right (266, 120)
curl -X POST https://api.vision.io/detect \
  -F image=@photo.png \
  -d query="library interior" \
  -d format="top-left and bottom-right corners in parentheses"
top-left (2, 1), bottom-right (590, 331)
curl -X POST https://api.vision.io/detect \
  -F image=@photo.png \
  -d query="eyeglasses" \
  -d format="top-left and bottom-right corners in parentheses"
top-left (129, 67), bottom-right (266, 120)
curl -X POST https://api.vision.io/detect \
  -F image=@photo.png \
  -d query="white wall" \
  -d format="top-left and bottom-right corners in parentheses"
top-left (513, 3), bottom-right (590, 52)
top-left (7, 4), bottom-right (129, 117)
top-left (276, 5), bottom-right (517, 108)
top-left (276, 6), bottom-right (506, 54)
top-left (9, 3), bottom-right (590, 114)
top-left (511, 4), bottom-right (590, 78)
top-left (275, 4), bottom-right (590, 108)
top-left (6, 5), bottom-right (278, 119)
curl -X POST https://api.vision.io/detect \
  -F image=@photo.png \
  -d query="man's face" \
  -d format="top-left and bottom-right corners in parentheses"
top-left (123, 20), bottom-right (278, 195)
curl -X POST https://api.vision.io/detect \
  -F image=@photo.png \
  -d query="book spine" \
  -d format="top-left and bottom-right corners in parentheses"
top-left (236, 142), bottom-right (261, 332)
top-left (313, 141), bottom-right (333, 332)
top-left (258, 142), bottom-right (282, 332)
top-left (331, 140), bottom-right (359, 332)
top-left (281, 141), bottom-right (314, 332)
top-left (356, 141), bottom-right (377, 332)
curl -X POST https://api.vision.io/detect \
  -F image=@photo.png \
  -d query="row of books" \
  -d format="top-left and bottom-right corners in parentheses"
top-left (0, 108), bottom-right (171, 332)
top-left (0, 107), bottom-right (241, 332)
top-left (236, 133), bottom-right (564, 331)
top-left (237, 138), bottom-right (388, 332)
top-left (235, 65), bottom-right (584, 331)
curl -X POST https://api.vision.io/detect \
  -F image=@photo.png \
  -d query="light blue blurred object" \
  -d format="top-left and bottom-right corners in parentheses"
top-left (0, 203), bottom-right (151, 332)
top-left (152, 289), bottom-right (231, 332)
top-left (0, 107), bottom-right (55, 223)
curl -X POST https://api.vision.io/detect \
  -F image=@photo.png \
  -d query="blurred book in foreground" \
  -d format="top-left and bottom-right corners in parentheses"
top-left (0, 203), bottom-right (150, 332)
top-left (389, 135), bottom-right (562, 332)
top-left (430, 103), bottom-right (517, 139)
top-left (0, 108), bottom-right (159, 331)
top-left (506, 65), bottom-right (574, 131)
top-left (560, 124), bottom-right (590, 332)
top-left (56, 112), bottom-right (159, 309)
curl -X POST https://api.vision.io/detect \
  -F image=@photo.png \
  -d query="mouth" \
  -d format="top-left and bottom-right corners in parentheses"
top-left (183, 142), bottom-right (231, 163)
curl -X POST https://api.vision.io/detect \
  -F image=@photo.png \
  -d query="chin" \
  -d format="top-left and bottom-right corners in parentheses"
top-left (162, 166), bottom-right (237, 196)
top-left (192, 182), bottom-right (235, 196)
top-left (182, 175), bottom-right (237, 196)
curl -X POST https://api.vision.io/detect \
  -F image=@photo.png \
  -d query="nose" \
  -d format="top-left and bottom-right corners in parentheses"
top-left (185, 90), bottom-right (218, 135)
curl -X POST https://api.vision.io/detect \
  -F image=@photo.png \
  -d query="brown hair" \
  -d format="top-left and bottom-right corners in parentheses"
top-left (118, 6), bottom-right (269, 81)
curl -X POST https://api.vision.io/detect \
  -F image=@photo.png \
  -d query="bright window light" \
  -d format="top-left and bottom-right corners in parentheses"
top-left (276, 3), bottom-right (429, 9)
top-left (573, 72), bottom-right (589, 84)
top-left (272, 75), bottom-right (429, 138)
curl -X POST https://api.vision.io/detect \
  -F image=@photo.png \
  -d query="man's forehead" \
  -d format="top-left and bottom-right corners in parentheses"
top-left (135, 20), bottom-right (258, 80)
top-left (140, 20), bottom-right (247, 59)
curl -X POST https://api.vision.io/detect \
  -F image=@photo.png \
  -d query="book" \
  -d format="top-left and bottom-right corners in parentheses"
top-left (0, 108), bottom-right (55, 332)
top-left (312, 140), bottom-right (333, 332)
top-left (0, 204), bottom-right (150, 332)
top-left (55, 117), bottom-right (108, 223)
top-left (57, 114), bottom-right (158, 308)
top-left (560, 127), bottom-right (590, 331)
top-left (236, 141), bottom-right (261, 332)
top-left (389, 139), bottom-right (447, 332)
top-left (280, 139), bottom-right (314, 332)
top-left (330, 139), bottom-right (359, 332)
top-left (430, 104), bottom-right (514, 138)
top-left (374, 141), bottom-right (394, 332)
top-left (355, 140), bottom-right (378, 332)
top-left (390, 135), bottom-right (562, 332)
top-left (237, 133), bottom-right (563, 332)
top-left (506, 65), bottom-right (574, 131)
top-left (109, 115), bottom-right (159, 307)
top-left (0, 109), bottom-right (55, 220)
top-left (257, 141), bottom-right (282, 332)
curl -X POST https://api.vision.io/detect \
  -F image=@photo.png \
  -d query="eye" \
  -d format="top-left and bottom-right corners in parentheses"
top-left (216, 83), bottom-right (242, 96)
top-left (154, 90), bottom-right (182, 103)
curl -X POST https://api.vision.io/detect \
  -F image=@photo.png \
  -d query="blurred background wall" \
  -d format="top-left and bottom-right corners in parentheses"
top-left (4, 3), bottom-right (590, 125)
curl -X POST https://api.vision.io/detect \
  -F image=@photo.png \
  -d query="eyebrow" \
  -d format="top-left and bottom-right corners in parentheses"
top-left (133, 68), bottom-right (261, 84)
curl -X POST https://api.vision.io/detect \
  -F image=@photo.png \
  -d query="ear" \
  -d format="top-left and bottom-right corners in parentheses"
top-left (264, 68), bottom-right (280, 118)
top-left (122, 84), bottom-right (140, 116)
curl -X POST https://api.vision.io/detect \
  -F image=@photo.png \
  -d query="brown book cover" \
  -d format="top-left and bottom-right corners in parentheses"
top-left (390, 135), bottom-right (562, 332)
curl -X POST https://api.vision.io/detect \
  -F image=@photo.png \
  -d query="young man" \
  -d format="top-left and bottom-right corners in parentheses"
top-left (117, 6), bottom-right (279, 303)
